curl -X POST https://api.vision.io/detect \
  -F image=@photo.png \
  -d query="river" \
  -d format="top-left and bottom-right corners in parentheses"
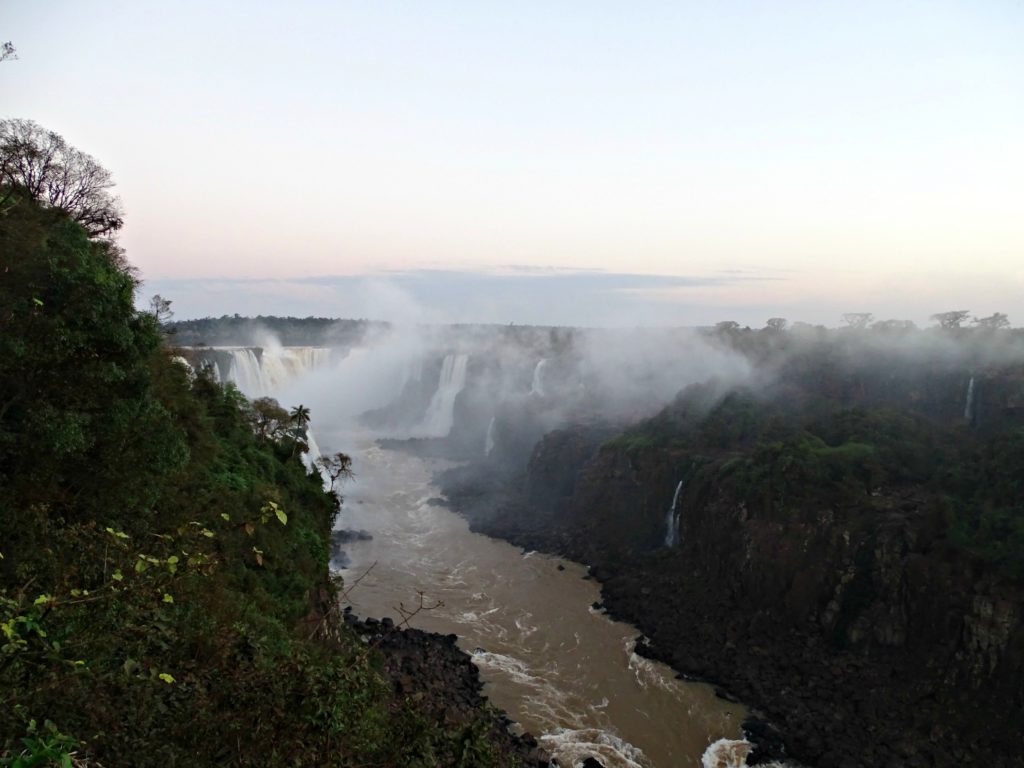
top-left (328, 437), bottom-right (749, 768)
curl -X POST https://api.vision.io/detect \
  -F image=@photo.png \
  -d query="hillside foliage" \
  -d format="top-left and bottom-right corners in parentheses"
top-left (0, 189), bottom-right (511, 765)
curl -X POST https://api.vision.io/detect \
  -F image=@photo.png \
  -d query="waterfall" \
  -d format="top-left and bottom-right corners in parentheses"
top-left (219, 347), bottom-right (331, 398)
top-left (484, 416), bottom-right (496, 456)
top-left (529, 359), bottom-right (548, 397)
top-left (413, 354), bottom-right (469, 438)
top-left (664, 480), bottom-right (684, 548)
top-left (302, 427), bottom-right (330, 489)
top-left (228, 349), bottom-right (265, 395)
top-left (964, 376), bottom-right (975, 422)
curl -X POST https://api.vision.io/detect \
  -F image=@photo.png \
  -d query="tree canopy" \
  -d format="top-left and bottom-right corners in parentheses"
top-left (0, 119), bottom-right (124, 237)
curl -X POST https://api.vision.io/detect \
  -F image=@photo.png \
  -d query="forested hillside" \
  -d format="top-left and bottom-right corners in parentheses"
top-left (0, 123), bottom-right (526, 767)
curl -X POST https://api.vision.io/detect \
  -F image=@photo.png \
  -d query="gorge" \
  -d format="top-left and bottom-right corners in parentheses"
top-left (179, 317), bottom-right (1024, 768)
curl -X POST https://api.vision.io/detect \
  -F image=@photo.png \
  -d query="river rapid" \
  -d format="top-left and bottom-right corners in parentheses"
top-left (328, 437), bottom-right (748, 768)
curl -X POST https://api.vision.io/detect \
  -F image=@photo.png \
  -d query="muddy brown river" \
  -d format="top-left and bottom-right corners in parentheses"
top-left (328, 438), bottom-right (748, 768)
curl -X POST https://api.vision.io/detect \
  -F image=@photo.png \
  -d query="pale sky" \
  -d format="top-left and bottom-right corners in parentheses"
top-left (3, 1), bottom-right (1023, 326)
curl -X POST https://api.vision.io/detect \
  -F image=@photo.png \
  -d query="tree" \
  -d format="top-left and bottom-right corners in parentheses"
top-left (288, 404), bottom-right (312, 455)
top-left (841, 313), bottom-right (874, 330)
top-left (973, 313), bottom-right (1010, 330)
top-left (765, 317), bottom-right (787, 333)
top-left (0, 42), bottom-right (16, 62)
top-left (248, 397), bottom-right (290, 442)
top-left (930, 310), bottom-right (971, 330)
top-left (871, 319), bottom-right (917, 333)
top-left (289, 404), bottom-right (311, 429)
top-left (150, 294), bottom-right (174, 325)
top-left (316, 452), bottom-right (354, 492)
top-left (714, 320), bottom-right (740, 334)
top-left (0, 119), bottom-right (124, 237)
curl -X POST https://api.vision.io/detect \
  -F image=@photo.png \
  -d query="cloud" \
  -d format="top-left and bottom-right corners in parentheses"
top-left (139, 268), bottom-right (779, 326)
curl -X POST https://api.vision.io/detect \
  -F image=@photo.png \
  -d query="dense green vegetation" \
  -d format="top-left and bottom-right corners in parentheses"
top-left (614, 377), bottom-right (1024, 577)
top-left (1, 159), bottom-right (512, 765)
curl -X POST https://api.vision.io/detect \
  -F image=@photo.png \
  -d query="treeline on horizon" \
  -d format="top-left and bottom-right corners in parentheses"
top-left (1, 119), bottom-right (518, 766)
top-left (165, 315), bottom-right (386, 347)
top-left (165, 310), bottom-right (1017, 349)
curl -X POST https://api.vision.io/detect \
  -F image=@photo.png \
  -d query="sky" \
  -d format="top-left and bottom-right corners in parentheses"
top-left (3, 1), bottom-right (1023, 327)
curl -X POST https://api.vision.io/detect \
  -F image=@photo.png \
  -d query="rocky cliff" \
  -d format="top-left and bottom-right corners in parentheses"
top-left (442, 367), bottom-right (1024, 767)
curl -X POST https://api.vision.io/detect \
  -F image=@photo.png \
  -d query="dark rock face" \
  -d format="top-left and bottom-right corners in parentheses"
top-left (444, 423), bottom-right (1024, 768)
top-left (344, 612), bottom-right (551, 767)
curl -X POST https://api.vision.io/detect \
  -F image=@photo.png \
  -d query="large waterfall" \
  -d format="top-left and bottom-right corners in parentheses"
top-left (964, 376), bottom-right (975, 422)
top-left (413, 353), bottom-right (469, 438)
top-left (529, 359), bottom-right (548, 397)
top-left (664, 480), bottom-right (684, 548)
top-left (214, 347), bottom-right (332, 398)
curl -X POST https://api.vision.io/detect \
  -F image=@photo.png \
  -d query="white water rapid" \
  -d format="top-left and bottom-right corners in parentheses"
top-left (412, 353), bottom-right (469, 438)
top-left (664, 480), bottom-right (684, 548)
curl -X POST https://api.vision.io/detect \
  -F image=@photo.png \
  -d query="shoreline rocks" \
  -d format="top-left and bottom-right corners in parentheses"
top-left (343, 608), bottom-right (553, 767)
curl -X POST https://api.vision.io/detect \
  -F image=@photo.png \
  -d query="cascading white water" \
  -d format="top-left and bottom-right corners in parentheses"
top-left (220, 347), bottom-right (332, 398)
top-left (964, 376), bottom-right (975, 421)
top-left (530, 359), bottom-right (548, 397)
top-left (413, 353), bottom-right (469, 438)
top-left (302, 427), bottom-right (331, 489)
top-left (664, 481), bottom-right (684, 548)
top-left (228, 349), bottom-right (265, 395)
top-left (484, 416), bottom-right (497, 456)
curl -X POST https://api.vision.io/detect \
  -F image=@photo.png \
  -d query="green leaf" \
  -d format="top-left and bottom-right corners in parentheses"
top-left (33, 594), bottom-right (51, 606)
top-left (162, 593), bottom-right (174, 604)
top-left (112, 570), bottom-right (124, 582)
top-left (275, 508), bottom-right (288, 525)
top-left (158, 672), bottom-right (175, 684)
top-left (220, 513), bottom-right (230, 521)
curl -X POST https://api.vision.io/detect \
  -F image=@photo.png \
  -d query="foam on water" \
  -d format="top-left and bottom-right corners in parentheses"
top-left (701, 738), bottom-right (792, 768)
top-left (540, 727), bottom-right (650, 768)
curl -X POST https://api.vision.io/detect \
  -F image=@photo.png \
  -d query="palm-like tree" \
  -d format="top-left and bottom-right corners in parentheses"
top-left (288, 404), bottom-right (312, 457)
top-left (289, 404), bottom-right (311, 428)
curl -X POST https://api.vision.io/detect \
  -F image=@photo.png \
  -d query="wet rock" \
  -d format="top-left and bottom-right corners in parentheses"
top-left (331, 528), bottom-right (372, 544)
top-left (344, 613), bottom-right (543, 765)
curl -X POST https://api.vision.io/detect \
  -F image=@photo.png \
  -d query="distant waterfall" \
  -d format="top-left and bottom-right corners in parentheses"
top-left (964, 376), bottom-right (976, 422)
top-left (221, 347), bottom-right (331, 398)
top-left (484, 416), bottom-right (496, 456)
top-left (413, 354), bottom-right (469, 438)
top-left (664, 480), bottom-right (684, 548)
top-left (529, 359), bottom-right (548, 397)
